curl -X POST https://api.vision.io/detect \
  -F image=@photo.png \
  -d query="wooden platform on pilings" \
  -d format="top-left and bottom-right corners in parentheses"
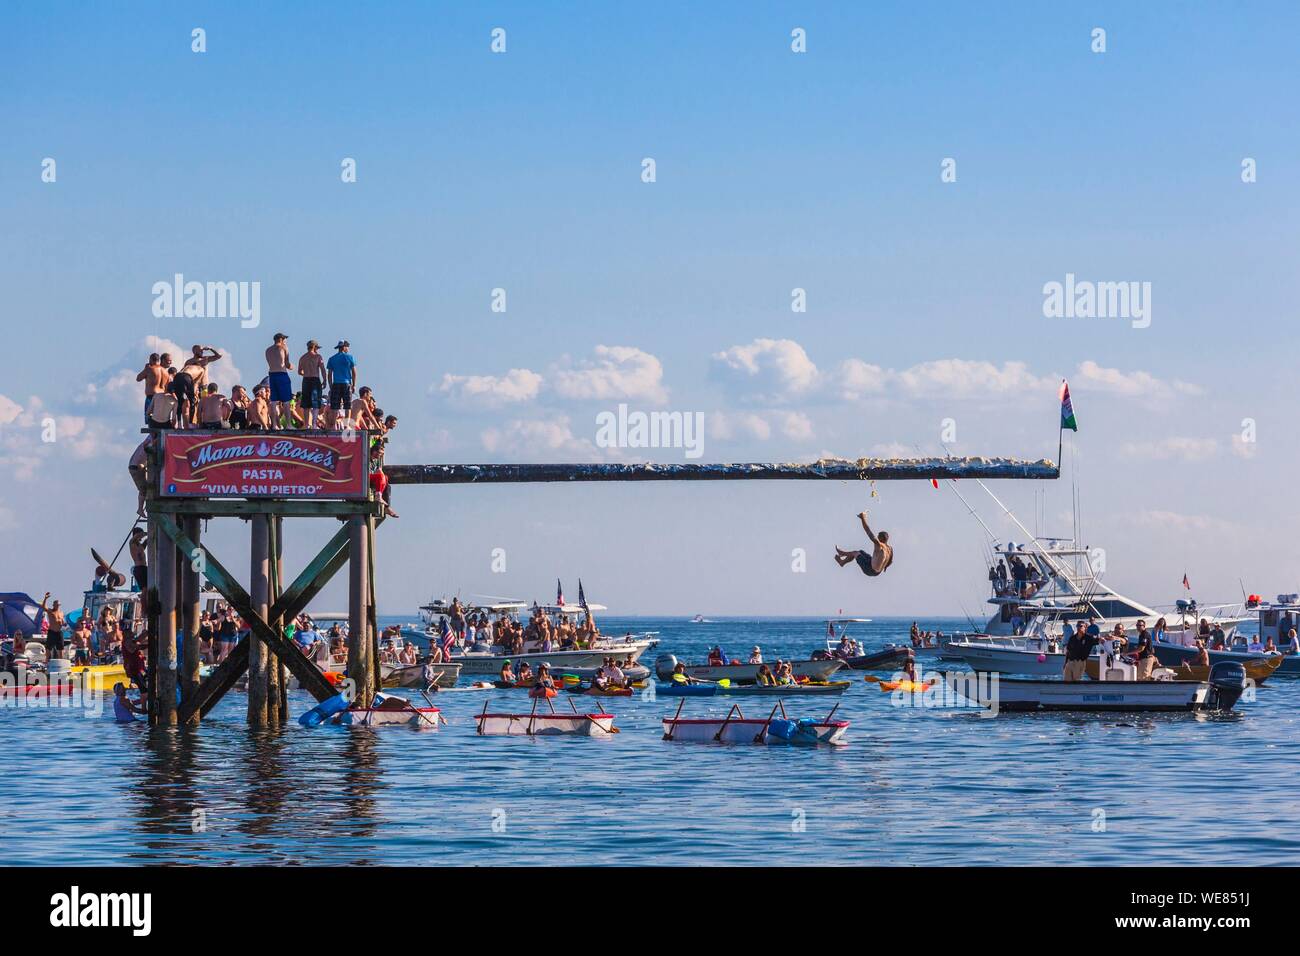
top-left (142, 428), bottom-right (383, 727)
top-left (140, 426), bottom-right (1055, 727)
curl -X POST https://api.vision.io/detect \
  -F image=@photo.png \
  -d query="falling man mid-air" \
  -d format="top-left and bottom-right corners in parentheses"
top-left (835, 512), bottom-right (893, 578)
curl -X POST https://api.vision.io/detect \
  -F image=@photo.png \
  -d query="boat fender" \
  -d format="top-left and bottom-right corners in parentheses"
top-left (298, 692), bottom-right (350, 727)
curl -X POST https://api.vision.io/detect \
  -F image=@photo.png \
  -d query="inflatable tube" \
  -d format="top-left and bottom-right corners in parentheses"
top-left (298, 692), bottom-right (350, 727)
top-left (527, 686), bottom-right (557, 699)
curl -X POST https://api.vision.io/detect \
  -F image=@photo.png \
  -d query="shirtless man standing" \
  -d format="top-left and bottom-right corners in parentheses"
top-left (265, 333), bottom-right (293, 430)
top-left (297, 339), bottom-right (326, 429)
top-left (198, 383), bottom-right (231, 429)
top-left (40, 593), bottom-right (66, 661)
top-left (135, 353), bottom-right (170, 424)
top-left (172, 345), bottom-right (222, 428)
top-left (129, 527), bottom-right (148, 592)
top-left (835, 511), bottom-right (893, 578)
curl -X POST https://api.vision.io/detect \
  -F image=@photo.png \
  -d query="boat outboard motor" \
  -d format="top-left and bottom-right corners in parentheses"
top-left (655, 653), bottom-right (679, 681)
top-left (1206, 661), bottom-right (1247, 711)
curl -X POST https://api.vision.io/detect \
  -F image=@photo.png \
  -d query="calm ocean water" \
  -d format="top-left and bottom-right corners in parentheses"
top-left (2, 616), bottom-right (1296, 866)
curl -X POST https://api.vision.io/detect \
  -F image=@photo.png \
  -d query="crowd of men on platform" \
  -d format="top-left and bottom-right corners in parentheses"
top-left (129, 333), bottom-right (399, 517)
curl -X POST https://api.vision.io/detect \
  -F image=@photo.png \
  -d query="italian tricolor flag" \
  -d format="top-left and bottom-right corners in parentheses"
top-left (1060, 380), bottom-right (1078, 432)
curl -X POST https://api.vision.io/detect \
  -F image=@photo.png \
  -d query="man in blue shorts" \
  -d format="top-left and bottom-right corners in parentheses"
top-left (326, 340), bottom-right (357, 429)
top-left (264, 332), bottom-right (293, 430)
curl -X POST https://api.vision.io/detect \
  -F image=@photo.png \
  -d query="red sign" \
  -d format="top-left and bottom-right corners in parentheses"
top-left (160, 432), bottom-right (370, 499)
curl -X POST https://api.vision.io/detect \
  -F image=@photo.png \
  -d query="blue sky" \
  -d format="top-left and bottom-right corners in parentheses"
top-left (2, 3), bottom-right (1298, 617)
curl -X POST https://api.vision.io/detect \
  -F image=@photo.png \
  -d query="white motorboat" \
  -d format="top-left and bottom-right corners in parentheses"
top-left (959, 658), bottom-right (1250, 713)
top-left (380, 661), bottom-right (462, 688)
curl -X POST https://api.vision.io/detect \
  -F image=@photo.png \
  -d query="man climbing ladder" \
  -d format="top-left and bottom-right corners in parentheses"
top-left (835, 511), bottom-right (893, 578)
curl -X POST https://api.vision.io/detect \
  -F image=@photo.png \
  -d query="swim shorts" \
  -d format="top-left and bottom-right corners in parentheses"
top-left (268, 371), bottom-right (293, 403)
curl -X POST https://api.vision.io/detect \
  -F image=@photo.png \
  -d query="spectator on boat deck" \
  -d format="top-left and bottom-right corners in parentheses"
top-left (1198, 618), bottom-right (1211, 638)
top-left (1211, 623), bottom-right (1226, 648)
top-left (1010, 613), bottom-right (1024, 636)
top-left (1190, 641), bottom-right (1210, 667)
top-left (1287, 629), bottom-right (1300, 654)
top-left (1248, 635), bottom-right (1264, 653)
top-left (1263, 637), bottom-right (1278, 653)
top-left (707, 646), bottom-right (726, 666)
top-left (750, 645), bottom-right (764, 664)
top-left (1063, 622), bottom-right (1100, 683)
top-left (1134, 622), bottom-right (1157, 680)
top-left (1085, 617), bottom-right (1101, 639)
top-left (39, 593), bottom-right (65, 662)
top-left (1152, 617), bottom-right (1167, 644)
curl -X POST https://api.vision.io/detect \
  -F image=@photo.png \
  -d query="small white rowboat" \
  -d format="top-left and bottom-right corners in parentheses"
top-left (335, 704), bottom-right (442, 729)
top-left (661, 702), bottom-right (849, 746)
top-left (475, 711), bottom-right (616, 736)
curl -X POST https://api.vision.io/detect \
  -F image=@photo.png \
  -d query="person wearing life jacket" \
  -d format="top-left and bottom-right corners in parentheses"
top-left (755, 664), bottom-right (776, 686)
top-left (670, 662), bottom-right (699, 685)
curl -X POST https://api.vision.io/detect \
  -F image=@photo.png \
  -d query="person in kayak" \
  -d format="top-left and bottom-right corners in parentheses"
top-left (670, 661), bottom-right (704, 685)
top-left (755, 663), bottom-right (776, 686)
top-left (834, 512), bottom-right (893, 578)
top-left (1062, 621), bottom-right (1101, 682)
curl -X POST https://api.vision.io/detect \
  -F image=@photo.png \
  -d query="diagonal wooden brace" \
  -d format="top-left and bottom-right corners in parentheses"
top-left (156, 515), bottom-right (346, 720)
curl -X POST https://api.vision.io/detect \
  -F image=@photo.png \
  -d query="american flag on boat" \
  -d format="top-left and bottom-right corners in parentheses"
top-left (556, 579), bottom-right (564, 606)
top-left (578, 579), bottom-right (588, 609)
top-left (438, 617), bottom-right (456, 655)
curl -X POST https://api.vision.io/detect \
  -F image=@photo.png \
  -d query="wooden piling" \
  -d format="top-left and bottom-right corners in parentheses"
top-left (181, 516), bottom-right (202, 724)
top-left (156, 525), bottom-right (179, 726)
top-left (346, 516), bottom-right (371, 704)
top-left (274, 515), bottom-right (289, 723)
top-left (248, 514), bottom-right (270, 726)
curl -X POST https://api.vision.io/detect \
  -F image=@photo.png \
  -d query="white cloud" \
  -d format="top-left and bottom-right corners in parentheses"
top-left (1121, 436), bottom-right (1218, 461)
top-left (773, 411), bottom-right (814, 441)
top-left (1072, 360), bottom-right (1201, 399)
top-left (78, 335), bottom-right (245, 410)
top-left (1131, 509), bottom-right (1238, 535)
top-left (711, 338), bottom-right (819, 403)
top-left (480, 416), bottom-right (603, 461)
top-left (708, 412), bottom-right (772, 442)
top-left (551, 345), bottom-right (668, 403)
top-left (436, 368), bottom-right (543, 408)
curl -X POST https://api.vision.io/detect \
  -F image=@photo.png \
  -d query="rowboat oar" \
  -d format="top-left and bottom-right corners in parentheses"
top-left (526, 696), bottom-right (540, 736)
top-left (664, 697), bottom-right (686, 740)
top-left (714, 703), bottom-right (744, 742)
top-left (476, 699), bottom-right (489, 735)
top-left (417, 687), bottom-right (448, 726)
top-left (756, 702), bottom-right (780, 743)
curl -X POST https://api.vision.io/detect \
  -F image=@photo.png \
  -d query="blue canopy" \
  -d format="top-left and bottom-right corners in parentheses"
top-left (0, 592), bottom-right (43, 637)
